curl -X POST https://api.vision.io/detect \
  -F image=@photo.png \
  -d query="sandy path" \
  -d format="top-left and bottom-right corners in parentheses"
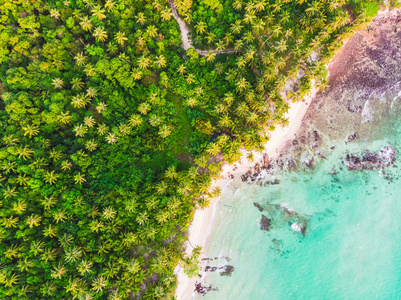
top-left (168, 0), bottom-right (235, 56)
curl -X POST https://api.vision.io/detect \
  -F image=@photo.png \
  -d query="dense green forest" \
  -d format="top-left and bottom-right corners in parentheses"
top-left (0, 0), bottom-right (388, 298)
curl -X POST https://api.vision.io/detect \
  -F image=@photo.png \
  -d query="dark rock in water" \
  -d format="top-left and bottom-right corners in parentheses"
top-left (344, 146), bottom-right (396, 170)
top-left (219, 265), bottom-right (235, 276)
top-left (195, 283), bottom-right (216, 295)
top-left (313, 130), bottom-right (320, 141)
top-left (260, 215), bottom-right (271, 231)
top-left (348, 132), bottom-right (358, 141)
top-left (265, 179), bottom-right (280, 185)
top-left (205, 266), bottom-right (217, 272)
top-left (331, 146), bottom-right (335, 150)
top-left (304, 157), bottom-right (314, 169)
top-left (254, 202), bottom-right (264, 212)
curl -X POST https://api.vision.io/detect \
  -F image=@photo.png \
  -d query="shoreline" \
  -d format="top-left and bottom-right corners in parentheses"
top-left (174, 89), bottom-right (316, 300)
top-left (174, 7), bottom-right (401, 300)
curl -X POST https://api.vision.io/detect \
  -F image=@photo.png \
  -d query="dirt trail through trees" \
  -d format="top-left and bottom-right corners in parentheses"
top-left (168, 0), bottom-right (235, 56)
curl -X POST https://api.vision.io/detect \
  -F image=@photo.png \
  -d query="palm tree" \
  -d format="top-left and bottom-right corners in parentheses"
top-left (4, 272), bottom-right (19, 287)
top-left (195, 21), bottom-right (207, 34)
top-left (58, 233), bottom-right (74, 248)
top-left (91, 276), bottom-right (108, 293)
top-left (53, 210), bottom-right (67, 223)
top-left (102, 206), bottom-right (117, 220)
top-left (44, 170), bottom-right (59, 184)
top-left (71, 78), bottom-right (84, 90)
top-left (154, 55), bottom-right (166, 68)
top-left (146, 25), bottom-right (158, 38)
top-left (74, 173), bottom-right (86, 184)
top-left (73, 124), bottom-right (88, 137)
top-left (77, 260), bottom-right (93, 276)
top-left (83, 116), bottom-right (96, 127)
top-left (26, 214), bottom-right (42, 228)
top-left (136, 12), bottom-right (146, 25)
top-left (135, 210), bottom-right (148, 226)
top-left (155, 181), bottom-right (168, 195)
top-left (61, 160), bottom-right (72, 170)
top-left (186, 73), bottom-right (195, 85)
top-left (93, 26), bottom-right (108, 42)
top-left (40, 195), bottom-right (57, 210)
top-left (131, 68), bottom-right (142, 80)
top-left (40, 247), bottom-right (57, 262)
top-left (64, 246), bottom-right (83, 263)
top-left (138, 56), bottom-right (151, 69)
top-left (85, 140), bottom-right (98, 152)
top-left (105, 0), bottom-right (116, 11)
top-left (115, 31), bottom-right (128, 46)
top-left (16, 174), bottom-right (29, 186)
top-left (51, 263), bottom-right (67, 279)
top-left (50, 8), bottom-right (60, 19)
top-left (4, 185), bottom-right (18, 198)
top-left (52, 78), bottom-right (64, 89)
top-left (96, 102), bottom-right (107, 114)
top-left (161, 7), bottom-right (173, 21)
top-left (178, 64), bottom-right (186, 74)
top-left (17, 284), bottom-right (33, 297)
top-left (79, 16), bottom-right (93, 31)
top-left (205, 31), bottom-right (216, 44)
top-left (97, 123), bottom-right (109, 135)
top-left (2, 216), bottom-right (19, 228)
top-left (16, 145), bottom-right (34, 160)
top-left (30, 240), bottom-right (44, 255)
top-left (230, 20), bottom-right (243, 34)
top-left (43, 224), bottom-right (57, 238)
top-left (40, 281), bottom-right (57, 296)
top-left (91, 5), bottom-right (106, 20)
top-left (219, 114), bottom-right (233, 128)
top-left (84, 63), bottom-right (96, 76)
top-left (22, 124), bottom-right (39, 138)
top-left (159, 125), bottom-right (171, 138)
top-left (202, 53), bottom-right (213, 64)
top-left (12, 199), bottom-right (27, 213)
top-left (74, 53), bottom-right (87, 66)
top-left (2, 134), bottom-right (19, 146)
top-left (233, 0), bottom-right (242, 10)
top-left (105, 133), bottom-right (117, 144)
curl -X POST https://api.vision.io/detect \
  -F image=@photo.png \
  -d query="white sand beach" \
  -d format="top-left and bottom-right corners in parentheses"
top-left (174, 88), bottom-right (316, 300)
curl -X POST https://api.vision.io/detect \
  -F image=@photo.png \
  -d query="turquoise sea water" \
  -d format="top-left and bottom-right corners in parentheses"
top-left (198, 100), bottom-right (401, 299)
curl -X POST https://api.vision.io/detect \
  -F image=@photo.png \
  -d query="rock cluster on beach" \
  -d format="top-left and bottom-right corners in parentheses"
top-left (344, 146), bottom-right (396, 170)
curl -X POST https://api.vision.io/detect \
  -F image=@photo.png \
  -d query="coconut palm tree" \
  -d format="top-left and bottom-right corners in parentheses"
top-left (154, 55), bottom-right (166, 68)
top-left (105, 0), bottom-right (116, 11)
top-left (26, 214), bottom-right (42, 228)
top-left (79, 16), bottom-right (93, 31)
top-left (93, 26), bottom-right (108, 42)
top-left (195, 21), bottom-right (207, 34)
top-left (51, 263), bottom-right (67, 279)
top-left (44, 170), bottom-right (59, 184)
top-left (97, 123), bottom-right (109, 135)
top-left (91, 276), bottom-right (108, 293)
top-left (64, 246), bottom-right (83, 263)
top-left (105, 133), bottom-right (117, 144)
top-left (43, 224), bottom-right (57, 238)
top-left (52, 78), bottom-right (64, 89)
top-left (16, 174), bottom-right (29, 186)
top-left (85, 140), bottom-right (98, 152)
top-left (2, 216), bottom-right (19, 228)
top-left (136, 12), bottom-right (146, 25)
top-left (16, 145), bottom-right (34, 160)
top-left (22, 124), bottom-right (39, 138)
top-left (77, 260), bottom-right (93, 276)
top-left (161, 7), bottom-right (173, 21)
top-left (74, 173), bottom-right (86, 184)
top-left (91, 5), bottom-right (106, 20)
top-left (73, 124), bottom-right (88, 137)
top-left (115, 31), bottom-right (128, 46)
top-left (30, 240), bottom-right (44, 255)
top-left (61, 160), bottom-right (72, 170)
top-left (146, 25), bottom-right (158, 38)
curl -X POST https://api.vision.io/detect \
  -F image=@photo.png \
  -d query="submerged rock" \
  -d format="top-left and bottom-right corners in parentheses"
top-left (254, 202), bottom-right (264, 212)
top-left (344, 146), bottom-right (396, 170)
top-left (304, 157), bottom-right (314, 169)
top-left (219, 265), bottom-right (235, 276)
top-left (260, 215), bottom-right (271, 231)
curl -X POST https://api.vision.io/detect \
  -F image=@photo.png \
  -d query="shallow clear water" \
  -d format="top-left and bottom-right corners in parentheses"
top-left (199, 104), bottom-right (401, 299)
